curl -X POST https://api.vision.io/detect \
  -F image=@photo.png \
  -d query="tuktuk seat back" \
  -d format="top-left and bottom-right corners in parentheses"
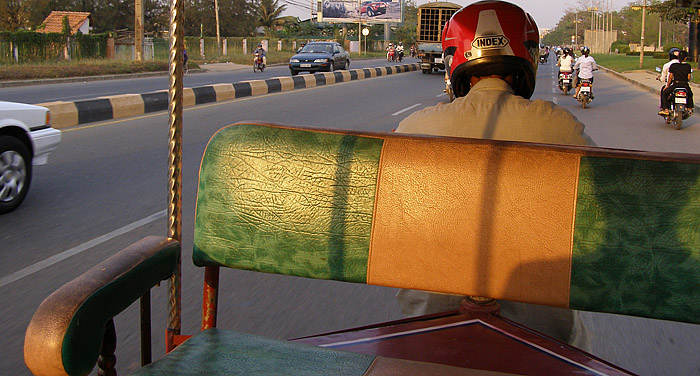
top-left (24, 122), bottom-right (700, 376)
top-left (194, 123), bottom-right (700, 325)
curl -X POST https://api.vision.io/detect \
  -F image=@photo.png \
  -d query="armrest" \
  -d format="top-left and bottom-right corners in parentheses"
top-left (24, 236), bottom-right (180, 376)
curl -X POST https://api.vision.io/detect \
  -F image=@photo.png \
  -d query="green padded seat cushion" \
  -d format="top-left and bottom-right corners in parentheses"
top-left (571, 157), bottom-right (700, 323)
top-left (133, 328), bottom-right (377, 376)
top-left (193, 124), bottom-right (383, 282)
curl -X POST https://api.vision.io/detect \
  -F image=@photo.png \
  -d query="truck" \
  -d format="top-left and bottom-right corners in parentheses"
top-left (416, 2), bottom-right (461, 74)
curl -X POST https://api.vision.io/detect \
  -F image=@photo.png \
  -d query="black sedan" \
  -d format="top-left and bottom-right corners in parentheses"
top-left (289, 42), bottom-right (350, 75)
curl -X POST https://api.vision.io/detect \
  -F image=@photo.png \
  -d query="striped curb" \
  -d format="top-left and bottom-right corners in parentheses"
top-left (40, 64), bottom-right (420, 129)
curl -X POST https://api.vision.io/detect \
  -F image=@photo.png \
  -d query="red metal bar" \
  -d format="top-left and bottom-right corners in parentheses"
top-left (201, 266), bottom-right (220, 330)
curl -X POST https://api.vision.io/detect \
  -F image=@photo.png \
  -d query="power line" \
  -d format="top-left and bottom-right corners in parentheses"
top-left (280, 0), bottom-right (313, 11)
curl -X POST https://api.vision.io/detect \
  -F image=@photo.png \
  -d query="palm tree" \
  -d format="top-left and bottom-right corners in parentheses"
top-left (255, 0), bottom-right (287, 36)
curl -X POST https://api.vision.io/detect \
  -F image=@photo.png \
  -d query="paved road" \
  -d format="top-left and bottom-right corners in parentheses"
top-left (0, 57), bottom-right (414, 104)
top-left (2, 63), bottom-right (700, 375)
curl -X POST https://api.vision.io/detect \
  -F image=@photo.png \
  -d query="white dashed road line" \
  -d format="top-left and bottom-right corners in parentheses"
top-left (392, 103), bottom-right (422, 116)
top-left (0, 210), bottom-right (167, 288)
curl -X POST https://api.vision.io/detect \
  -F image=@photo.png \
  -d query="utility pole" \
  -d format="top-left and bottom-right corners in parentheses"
top-left (135, 0), bottom-right (144, 62)
top-left (640, 0), bottom-right (646, 69)
top-left (575, 11), bottom-right (579, 47)
top-left (588, 4), bottom-right (598, 51)
top-left (215, 0), bottom-right (221, 53)
top-left (631, 1), bottom-right (647, 68)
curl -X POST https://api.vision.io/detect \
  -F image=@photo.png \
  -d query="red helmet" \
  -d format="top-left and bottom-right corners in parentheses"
top-left (442, 1), bottom-right (539, 98)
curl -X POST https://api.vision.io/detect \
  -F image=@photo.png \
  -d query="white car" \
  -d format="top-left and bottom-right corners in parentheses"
top-left (0, 101), bottom-right (61, 214)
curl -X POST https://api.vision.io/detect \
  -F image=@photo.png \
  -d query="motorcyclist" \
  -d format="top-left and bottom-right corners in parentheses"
top-left (297, 42), bottom-right (306, 53)
top-left (396, 42), bottom-right (405, 61)
top-left (660, 49), bottom-right (694, 115)
top-left (557, 48), bottom-right (573, 75)
top-left (657, 47), bottom-right (680, 113)
top-left (573, 46), bottom-right (597, 99)
top-left (253, 43), bottom-right (266, 67)
top-left (556, 48), bottom-right (574, 92)
top-left (386, 43), bottom-right (395, 61)
top-left (539, 45), bottom-right (547, 63)
top-left (410, 43), bottom-right (416, 58)
top-left (396, 0), bottom-right (592, 350)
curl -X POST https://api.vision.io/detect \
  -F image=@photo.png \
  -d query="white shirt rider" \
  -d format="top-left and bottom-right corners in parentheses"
top-left (558, 54), bottom-right (573, 72)
top-left (574, 55), bottom-right (597, 79)
top-left (660, 58), bottom-right (680, 85)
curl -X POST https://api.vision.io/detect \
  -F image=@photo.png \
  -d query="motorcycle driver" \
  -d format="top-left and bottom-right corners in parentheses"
top-left (396, 42), bottom-right (405, 59)
top-left (660, 49), bottom-right (694, 115)
top-left (253, 43), bottom-right (266, 66)
top-left (539, 45), bottom-right (548, 63)
top-left (657, 47), bottom-right (680, 113)
top-left (386, 43), bottom-right (395, 60)
top-left (396, 0), bottom-right (592, 350)
top-left (557, 47), bottom-right (574, 77)
top-left (573, 46), bottom-right (597, 99)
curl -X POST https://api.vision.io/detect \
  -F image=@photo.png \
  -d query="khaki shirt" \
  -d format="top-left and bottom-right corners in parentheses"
top-left (397, 78), bottom-right (593, 146)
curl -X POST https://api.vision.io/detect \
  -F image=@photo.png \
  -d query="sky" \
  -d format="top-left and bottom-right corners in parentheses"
top-left (279, 0), bottom-right (636, 29)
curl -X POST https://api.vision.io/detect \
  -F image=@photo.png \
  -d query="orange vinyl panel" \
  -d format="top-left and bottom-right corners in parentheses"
top-left (367, 138), bottom-right (580, 307)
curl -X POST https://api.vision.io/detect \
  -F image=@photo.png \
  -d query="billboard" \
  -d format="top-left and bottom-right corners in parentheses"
top-left (321, 0), bottom-right (403, 24)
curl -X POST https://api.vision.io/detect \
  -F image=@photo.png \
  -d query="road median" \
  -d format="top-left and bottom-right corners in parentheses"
top-left (41, 64), bottom-right (420, 129)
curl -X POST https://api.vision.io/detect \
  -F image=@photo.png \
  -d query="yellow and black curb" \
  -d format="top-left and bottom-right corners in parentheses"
top-left (41, 64), bottom-right (420, 129)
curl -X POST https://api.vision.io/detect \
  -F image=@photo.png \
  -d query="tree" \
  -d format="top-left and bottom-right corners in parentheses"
top-left (0, 0), bottom-right (30, 31)
top-left (647, 0), bottom-right (696, 22)
top-left (254, 0), bottom-right (286, 36)
top-left (183, 0), bottom-right (256, 37)
top-left (542, 2), bottom-right (688, 49)
top-left (217, 0), bottom-right (256, 36)
top-left (392, 0), bottom-right (417, 44)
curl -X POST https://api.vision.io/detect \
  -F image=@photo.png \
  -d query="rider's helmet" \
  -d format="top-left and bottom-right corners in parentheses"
top-left (581, 46), bottom-right (590, 55)
top-left (399, 42), bottom-right (403, 46)
top-left (258, 43), bottom-right (263, 48)
top-left (441, 0), bottom-right (539, 99)
top-left (668, 47), bottom-right (680, 60)
top-left (563, 47), bottom-right (570, 56)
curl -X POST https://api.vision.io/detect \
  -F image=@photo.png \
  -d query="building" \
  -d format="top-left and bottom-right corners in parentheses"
top-left (37, 11), bottom-right (91, 35)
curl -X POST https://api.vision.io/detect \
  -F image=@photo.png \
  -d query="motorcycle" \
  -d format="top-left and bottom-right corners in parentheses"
top-left (655, 67), bottom-right (690, 130)
top-left (396, 49), bottom-right (404, 62)
top-left (253, 53), bottom-right (265, 72)
top-left (558, 71), bottom-right (573, 95)
top-left (662, 88), bottom-right (691, 130)
top-left (444, 73), bottom-right (454, 102)
top-left (387, 49), bottom-right (396, 62)
top-left (576, 79), bottom-right (593, 108)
